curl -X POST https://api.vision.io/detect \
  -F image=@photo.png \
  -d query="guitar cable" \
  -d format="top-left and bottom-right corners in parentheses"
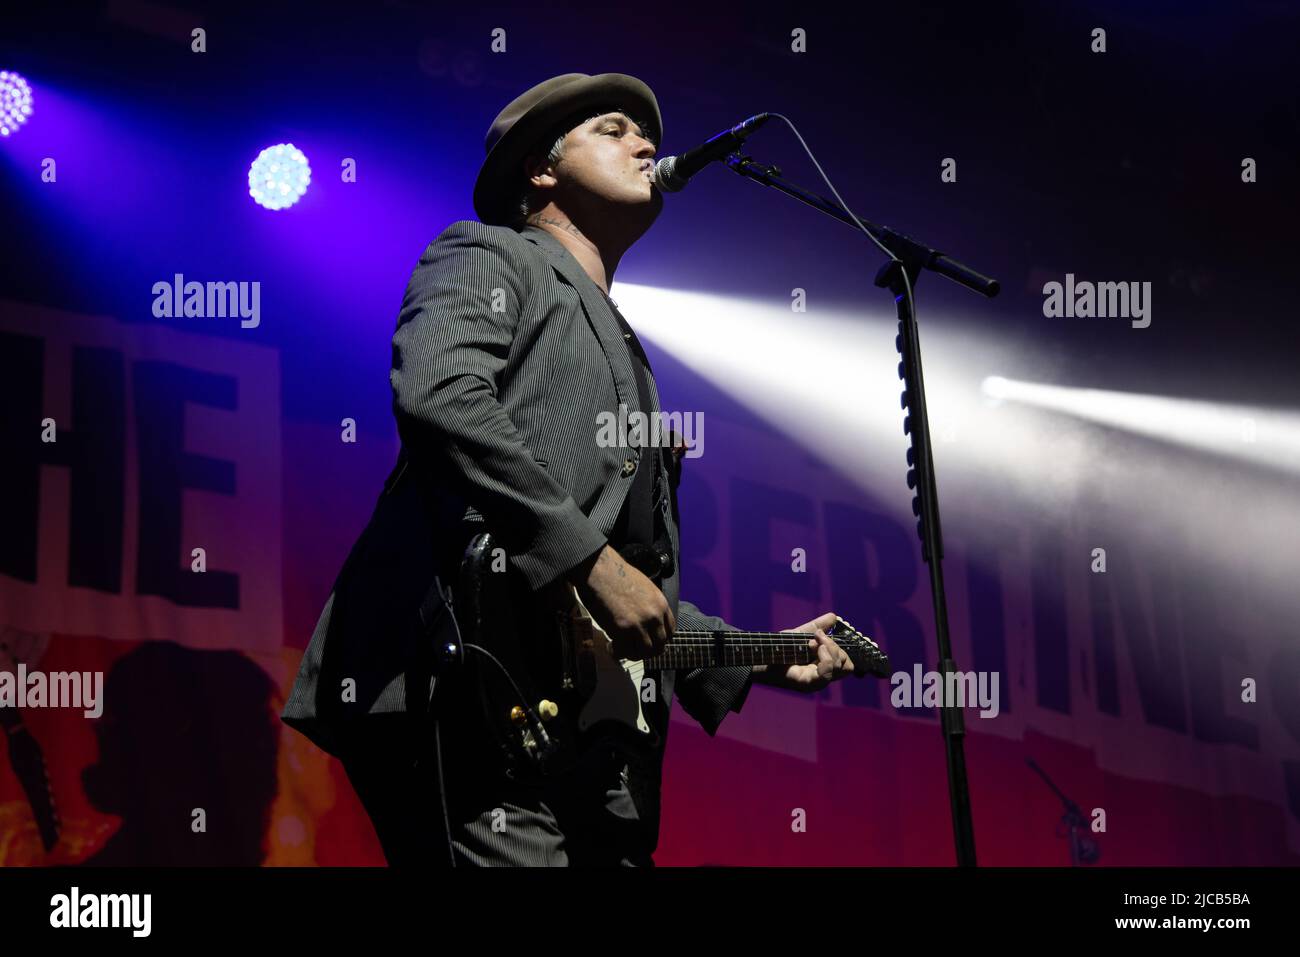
top-left (427, 575), bottom-right (461, 868)
top-left (427, 677), bottom-right (456, 868)
top-left (459, 641), bottom-right (557, 759)
top-left (425, 574), bottom-right (558, 867)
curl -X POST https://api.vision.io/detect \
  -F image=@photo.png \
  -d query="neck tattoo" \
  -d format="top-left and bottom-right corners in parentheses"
top-left (528, 215), bottom-right (583, 239)
top-left (527, 215), bottom-right (611, 295)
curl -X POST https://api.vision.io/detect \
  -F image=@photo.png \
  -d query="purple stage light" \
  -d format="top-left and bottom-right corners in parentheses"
top-left (0, 70), bottom-right (34, 136)
top-left (248, 143), bottom-right (311, 210)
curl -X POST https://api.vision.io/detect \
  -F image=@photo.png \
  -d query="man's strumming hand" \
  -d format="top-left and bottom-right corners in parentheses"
top-left (570, 544), bottom-right (674, 661)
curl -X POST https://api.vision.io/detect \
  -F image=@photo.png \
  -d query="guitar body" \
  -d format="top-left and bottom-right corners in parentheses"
top-left (443, 533), bottom-right (656, 785)
top-left (576, 615), bottom-right (650, 736)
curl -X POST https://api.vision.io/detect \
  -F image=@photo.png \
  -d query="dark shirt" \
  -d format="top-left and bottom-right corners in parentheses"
top-left (603, 292), bottom-right (657, 551)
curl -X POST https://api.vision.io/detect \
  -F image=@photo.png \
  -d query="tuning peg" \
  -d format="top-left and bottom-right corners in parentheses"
top-left (897, 361), bottom-right (905, 381)
top-left (906, 468), bottom-right (916, 489)
top-left (538, 700), bottom-right (559, 721)
top-left (903, 415), bottom-right (911, 435)
top-left (510, 706), bottom-right (527, 725)
top-left (900, 389), bottom-right (909, 410)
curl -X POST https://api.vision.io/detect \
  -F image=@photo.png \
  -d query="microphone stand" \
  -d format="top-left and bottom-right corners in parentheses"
top-left (723, 152), bottom-right (999, 868)
top-left (1026, 757), bottom-right (1101, 866)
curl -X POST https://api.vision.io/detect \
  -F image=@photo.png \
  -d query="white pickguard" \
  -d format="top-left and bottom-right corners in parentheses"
top-left (569, 588), bottom-right (652, 735)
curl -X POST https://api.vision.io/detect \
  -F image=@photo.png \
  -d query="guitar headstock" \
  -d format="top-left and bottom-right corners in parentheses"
top-left (827, 617), bottom-right (891, 679)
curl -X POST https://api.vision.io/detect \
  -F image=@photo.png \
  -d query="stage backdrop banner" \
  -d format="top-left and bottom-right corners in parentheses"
top-left (0, 302), bottom-right (283, 655)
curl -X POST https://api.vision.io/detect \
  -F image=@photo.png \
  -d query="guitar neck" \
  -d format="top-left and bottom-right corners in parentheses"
top-left (644, 631), bottom-right (825, 671)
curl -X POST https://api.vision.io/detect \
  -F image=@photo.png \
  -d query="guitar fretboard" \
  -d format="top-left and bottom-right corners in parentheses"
top-left (645, 631), bottom-right (854, 671)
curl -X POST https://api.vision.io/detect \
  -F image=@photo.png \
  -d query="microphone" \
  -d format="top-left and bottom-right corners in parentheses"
top-left (651, 113), bottom-right (772, 192)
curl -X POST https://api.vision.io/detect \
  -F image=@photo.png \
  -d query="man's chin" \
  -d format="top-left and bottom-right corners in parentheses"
top-left (633, 187), bottom-right (665, 222)
top-left (594, 189), bottom-right (662, 231)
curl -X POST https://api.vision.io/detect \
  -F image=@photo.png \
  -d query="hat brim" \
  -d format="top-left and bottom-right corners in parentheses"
top-left (473, 73), bottom-right (662, 226)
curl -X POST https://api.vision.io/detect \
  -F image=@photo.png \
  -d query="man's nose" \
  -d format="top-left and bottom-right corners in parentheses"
top-left (634, 137), bottom-right (656, 159)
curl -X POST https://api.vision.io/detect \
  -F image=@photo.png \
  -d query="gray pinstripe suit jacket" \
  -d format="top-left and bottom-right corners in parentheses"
top-left (281, 220), bottom-right (754, 788)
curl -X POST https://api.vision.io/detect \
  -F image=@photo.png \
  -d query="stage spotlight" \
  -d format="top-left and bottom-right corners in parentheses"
top-left (248, 143), bottom-right (311, 210)
top-left (980, 375), bottom-right (1010, 401)
top-left (0, 70), bottom-right (34, 136)
top-left (611, 282), bottom-right (919, 493)
top-left (980, 375), bottom-right (1300, 473)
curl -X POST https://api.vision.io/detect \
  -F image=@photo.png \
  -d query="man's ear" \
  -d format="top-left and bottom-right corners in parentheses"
top-left (523, 152), bottom-right (555, 189)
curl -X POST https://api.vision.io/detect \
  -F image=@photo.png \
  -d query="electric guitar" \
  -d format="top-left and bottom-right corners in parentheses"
top-left (435, 532), bottom-right (890, 782)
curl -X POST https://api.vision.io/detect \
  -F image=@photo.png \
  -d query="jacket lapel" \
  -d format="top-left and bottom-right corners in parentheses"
top-left (518, 224), bottom-right (640, 412)
top-left (517, 223), bottom-right (667, 530)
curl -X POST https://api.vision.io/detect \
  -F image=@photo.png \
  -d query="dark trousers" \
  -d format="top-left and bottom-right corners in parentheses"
top-left (339, 712), bottom-right (655, 867)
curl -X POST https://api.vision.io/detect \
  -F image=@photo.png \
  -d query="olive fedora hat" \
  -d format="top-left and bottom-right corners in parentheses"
top-left (472, 72), bottom-right (662, 226)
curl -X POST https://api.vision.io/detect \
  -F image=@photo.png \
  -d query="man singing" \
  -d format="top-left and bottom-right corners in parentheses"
top-left (282, 73), bottom-right (853, 866)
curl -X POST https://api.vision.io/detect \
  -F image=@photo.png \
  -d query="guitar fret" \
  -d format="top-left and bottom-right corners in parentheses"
top-left (635, 627), bottom-right (886, 676)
